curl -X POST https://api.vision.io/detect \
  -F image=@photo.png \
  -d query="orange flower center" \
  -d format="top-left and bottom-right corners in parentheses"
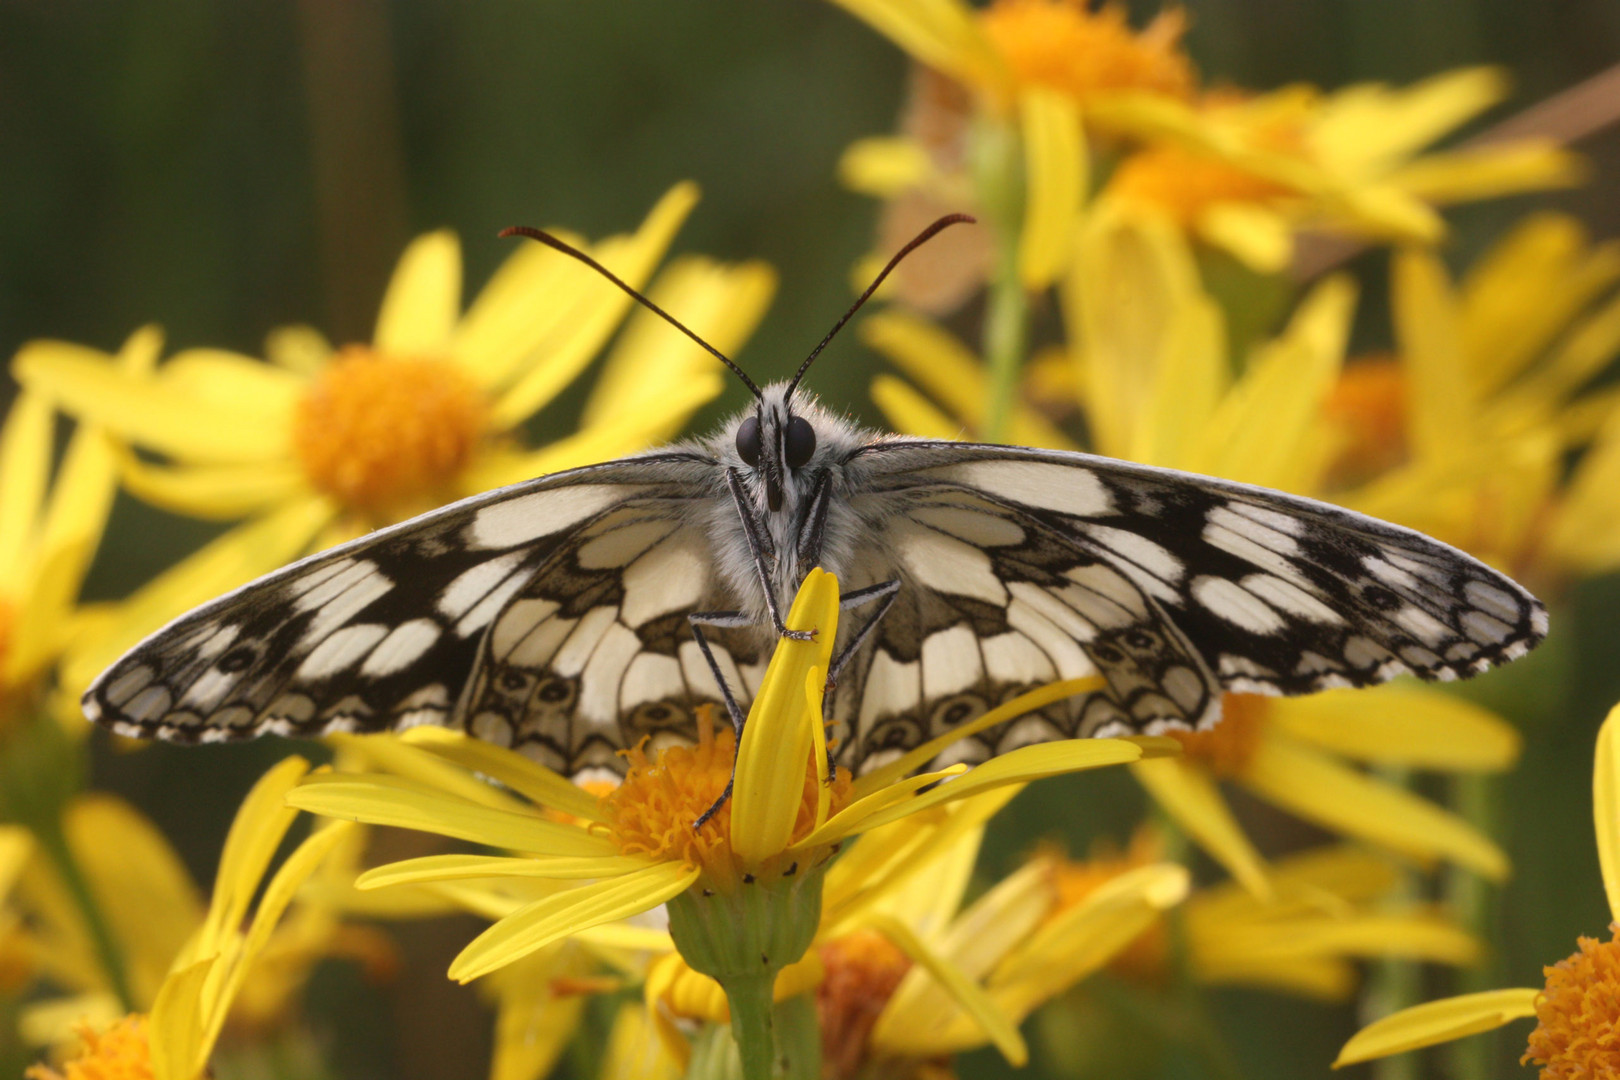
top-left (1043, 829), bottom-right (1171, 983)
top-left (1107, 143), bottom-right (1291, 224)
top-left (1323, 356), bottom-right (1409, 489)
top-left (292, 347), bottom-right (487, 522)
top-left (817, 929), bottom-right (913, 1077)
top-left (1168, 693), bottom-right (1268, 777)
top-left (601, 708), bottom-right (852, 888)
top-left (1523, 928), bottom-right (1620, 1078)
top-left (980, 0), bottom-right (1195, 104)
top-left (26, 1016), bottom-right (152, 1080)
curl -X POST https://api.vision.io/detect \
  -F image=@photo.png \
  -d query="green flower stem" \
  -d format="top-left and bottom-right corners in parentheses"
top-left (973, 118), bottom-right (1029, 445)
top-left (1367, 766), bottom-right (1419, 1080)
top-left (1444, 772), bottom-right (1499, 1080)
top-left (666, 863), bottom-right (829, 1080)
top-left (34, 810), bottom-right (134, 1012)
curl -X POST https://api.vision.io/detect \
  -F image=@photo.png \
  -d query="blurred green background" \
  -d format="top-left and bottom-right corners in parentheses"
top-left (3, 2), bottom-right (1620, 1078)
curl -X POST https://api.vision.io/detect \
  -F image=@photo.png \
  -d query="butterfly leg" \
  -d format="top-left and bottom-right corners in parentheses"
top-left (687, 610), bottom-right (753, 829)
top-left (724, 469), bottom-right (813, 642)
top-left (820, 579), bottom-right (900, 775)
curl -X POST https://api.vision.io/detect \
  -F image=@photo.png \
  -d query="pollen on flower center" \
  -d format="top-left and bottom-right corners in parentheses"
top-left (601, 708), bottom-right (852, 887)
top-left (1323, 356), bottom-right (1410, 488)
top-left (1169, 693), bottom-right (1267, 777)
top-left (817, 929), bottom-right (913, 1077)
top-left (26, 1016), bottom-right (152, 1080)
top-left (293, 347), bottom-right (486, 519)
top-left (1522, 927), bottom-right (1620, 1078)
top-left (979, 0), bottom-right (1196, 104)
top-left (1108, 143), bottom-right (1292, 223)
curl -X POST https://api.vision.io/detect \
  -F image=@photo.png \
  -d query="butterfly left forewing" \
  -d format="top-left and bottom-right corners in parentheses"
top-left (85, 453), bottom-right (717, 744)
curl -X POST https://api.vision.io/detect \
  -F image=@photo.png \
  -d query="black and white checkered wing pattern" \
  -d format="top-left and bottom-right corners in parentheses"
top-left (83, 453), bottom-right (736, 748)
top-left (831, 442), bottom-right (1547, 771)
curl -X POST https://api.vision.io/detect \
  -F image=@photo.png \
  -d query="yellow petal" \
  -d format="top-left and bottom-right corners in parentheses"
top-left (1194, 954), bottom-right (1354, 1001)
top-left (198, 756), bottom-right (311, 958)
top-left (264, 324), bottom-right (334, 374)
top-left (487, 951), bottom-right (589, 1080)
top-left (1389, 142), bottom-right (1585, 204)
top-left (159, 349), bottom-right (303, 416)
top-left (328, 731), bottom-right (545, 814)
top-left (733, 569), bottom-right (840, 862)
top-left (794, 766), bottom-right (971, 851)
top-left (357, 853), bottom-right (655, 889)
top-left (374, 230), bottom-right (462, 356)
top-left (34, 400), bottom-right (120, 594)
top-left (449, 862), bottom-right (699, 983)
top-left (150, 958), bottom-right (213, 1080)
top-left (1310, 68), bottom-right (1507, 176)
top-left (62, 795), bottom-right (206, 1006)
top-left (1267, 685), bottom-right (1520, 772)
top-left (833, 736), bottom-right (1173, 841)
top-left (12, 342), bottom-right (287, 464)
top-left (397, 726), bottom-right (606, 821)
top-left (0, 390), bottom-right (52, 593)
top-left (1197, 202), bottom-right (1293, 274)
top-left (286, 774), bottom-right (618, 858)
top-left (1130, 756), bottom-right (1271, 900)
top-left (839, 136), bottom-right (934, 197)
top-left (860, 312), bottom-right (1079, 447)
top-left (992, 864), bottom-right (1189, 1004)
top-left (823, 0), bottom-right (1004, 92)
top-left (1333, 987), bottom-right (1539, 1068)
top-left (1242, 736), bottom-right (1509, 880)
top-left (117, 455), bottom-right (305, 520)
top-left (1191, 272), bottom-right (1355, 489)
top-left (870, 375), bottom-right (967, 441)
top-left (1392, 246), bottom-right (1473, 459)
top-left (489, 184), bottom-right (699, 429)
top-left (0, 826), bottom-right (31, 900)
top-left (871, 913), bottom-right (1028, 1066)
top-left (1019, 88), bottom-right (1085, 290)
top-left (1596, 704), bottom-right (1620, 923)
top-left (599, 1000), bottom-right (684, 1080)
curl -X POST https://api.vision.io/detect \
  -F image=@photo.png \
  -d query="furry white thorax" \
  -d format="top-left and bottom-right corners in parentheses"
top-left (692, 382), bottom-right (874, 630)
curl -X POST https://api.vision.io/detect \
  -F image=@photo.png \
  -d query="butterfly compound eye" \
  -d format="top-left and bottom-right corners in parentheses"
top-left (784, 415), bottom-right (816, 468)
top-left (736, 415), bottom-right (763, 466)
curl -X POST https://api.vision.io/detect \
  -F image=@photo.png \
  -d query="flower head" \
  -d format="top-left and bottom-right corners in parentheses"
top-left (25, 1016), bottom-right (153, 1080)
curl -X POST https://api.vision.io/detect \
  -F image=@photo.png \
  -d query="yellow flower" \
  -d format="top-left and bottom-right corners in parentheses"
top-left (631, 786), bottom-right (1186, 1077)
top-left (0, 336), bottom-right (128, 730)
top-left (1096, 70), bottom-right (1582, 271)
top-left (28, 186), bottom-right (775, 711)
top-left (13, 758), bottom-right (356, 1080)
top-left (1335, 700), bottom-right (1620, 1073)
top-left (287, 570), bottom-right (1170, 1077)
top-left (870, 210), bottom-right (1520, 895)
top-left (1332, 212), bottom-right (1620, 588)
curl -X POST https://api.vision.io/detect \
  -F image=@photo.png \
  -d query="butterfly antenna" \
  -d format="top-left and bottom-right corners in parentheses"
top-left (500, 225), bottom-right (764, 400)
top-left (785, 212), bottom-right (975, 399)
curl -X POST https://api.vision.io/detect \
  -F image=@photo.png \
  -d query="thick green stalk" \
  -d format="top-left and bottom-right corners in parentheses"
top-left (1444, 772), bottom-right (1499, 1080)
top-left (1366, 766), bottom-right (1420, 1080)
top-left (973, 118), bottom-right (1029, 445)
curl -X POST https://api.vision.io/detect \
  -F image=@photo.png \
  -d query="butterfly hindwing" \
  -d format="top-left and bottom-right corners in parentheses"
top-left (85, 453), bottom-right (718, 743)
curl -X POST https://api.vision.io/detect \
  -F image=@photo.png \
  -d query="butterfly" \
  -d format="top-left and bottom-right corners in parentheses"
top-left (84, 215), bottom-right (1548, 781)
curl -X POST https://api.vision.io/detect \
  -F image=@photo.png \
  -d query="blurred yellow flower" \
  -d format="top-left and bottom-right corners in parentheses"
top-left (1098, 69), bottom-right (1582, 271)
top-left (25, 1015), bottom-right (153, 1080)
top-left (1336, 700), bottom-right (1620, 1073)
top-left (28, 185), bottom-right (775, 715)
top-left (1041, 829), bottom-right (1479, 1002)
top-left (0, 336), bottom-right (129, 730)
top-left (870, 210), bottom-right (1520, 894)
top-left (13, 758), bottom-right (357, 1080)
top-left (1332, 212), bottom-right (1620, 588)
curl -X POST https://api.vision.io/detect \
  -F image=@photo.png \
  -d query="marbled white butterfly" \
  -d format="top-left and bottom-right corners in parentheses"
top-left (84, 216), bottom-right (1548, 780)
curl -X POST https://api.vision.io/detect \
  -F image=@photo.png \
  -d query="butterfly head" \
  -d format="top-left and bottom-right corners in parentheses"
top-left (731, 383), bottom-right (825, 513)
